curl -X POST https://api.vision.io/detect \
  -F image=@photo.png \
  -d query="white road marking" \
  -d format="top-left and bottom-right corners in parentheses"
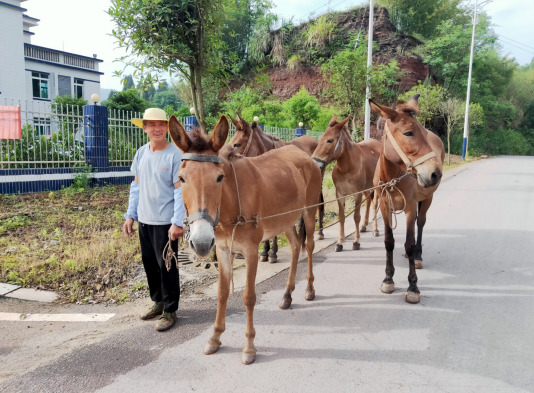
top-left (0, 312), bottom-right (116, 322)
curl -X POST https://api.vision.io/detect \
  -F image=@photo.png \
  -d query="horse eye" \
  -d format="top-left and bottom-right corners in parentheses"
top-left (327, 139), bottom-right (334, 143)
top-left (403, 132), bottom-right (414, 137)
top-left (179, 176), bottom-right (185, 183)
top-left (216, 175), bottom-right (224, 183)
top-left (234, 143), bottom-right (241, 148)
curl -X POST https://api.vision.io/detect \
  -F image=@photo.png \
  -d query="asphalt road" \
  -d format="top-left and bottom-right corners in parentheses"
top-left (2, 156), bottom-right (534, 393)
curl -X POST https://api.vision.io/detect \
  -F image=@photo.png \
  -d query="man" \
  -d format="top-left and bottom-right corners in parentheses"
top-left (123, 108), bottom-right (186, 332)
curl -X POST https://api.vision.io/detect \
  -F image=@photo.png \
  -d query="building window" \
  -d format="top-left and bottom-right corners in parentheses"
top-left (32, 72), bottom-right (49, 99)
top-left (33, 117), bottom-right (51, 136)
top-left (74, 78), bottom-right (84, 99)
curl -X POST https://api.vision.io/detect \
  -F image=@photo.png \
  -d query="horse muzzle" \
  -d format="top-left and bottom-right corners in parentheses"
top-left (189, 220), bottom-right (216, 257)
top-left (417, 168), bottom-right (442, 188)
top-left (312, 157), bottom-right (325, 169)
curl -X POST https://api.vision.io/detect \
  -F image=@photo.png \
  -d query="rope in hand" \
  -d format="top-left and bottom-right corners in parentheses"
top-left (163, 239), bottom-right (179, 272)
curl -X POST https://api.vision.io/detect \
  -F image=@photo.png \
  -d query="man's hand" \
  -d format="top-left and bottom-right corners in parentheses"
top-left (123, 217), bottom-right (136, 237)
top-left (169, 225), bottom-right (183, 241)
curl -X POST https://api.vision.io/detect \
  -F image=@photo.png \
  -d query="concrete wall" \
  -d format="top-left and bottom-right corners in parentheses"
top-left (0, 1), bottom-right (27, 104)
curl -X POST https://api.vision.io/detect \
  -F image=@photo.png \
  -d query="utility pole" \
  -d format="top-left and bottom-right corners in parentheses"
top-left (363, 0), bottom-right (374, 140)
top-left (462, 0), bottom-right (491, 160)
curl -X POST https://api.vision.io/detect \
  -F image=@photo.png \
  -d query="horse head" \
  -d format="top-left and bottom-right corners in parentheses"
top-left (228, 115), bottom-right (259, 157)
top-left (311, 114), bottom-right (350, 169)
top-left (169, 114), bottom-right (229, 257)
top-left (369, 95), bottom-right (442, 188)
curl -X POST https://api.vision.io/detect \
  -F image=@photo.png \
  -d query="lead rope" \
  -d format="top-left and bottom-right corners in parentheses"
top-left (163, 238), bottom-right (179, 272)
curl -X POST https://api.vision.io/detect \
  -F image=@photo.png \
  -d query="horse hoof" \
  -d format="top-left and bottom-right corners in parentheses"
top-left (260, 255), bottom-right (268, 262)
top-left (279, 297), bottom-right (292, 310)
top-left (335, 244), bottom-right (343, 252)
top-left (305, 289), bottom-right (315, 301)
top-left (373, 230), bottom-right (379, 237)
top-left (317, 234), bottom-right (325, 240)
top-left (269, 256), bottom-right (277, 263)
top-left (360, 226), bottom-right (367, 233)
top-left (415, 260), bottom-right (423, 269)
top-left (405, 291), bottom-right (420, 304)
top-left (203, 341), bottom-right (220, 355)
top-left (241, 352), bottom-right (256, 365)
top-left (352, 242), bottom-right (360, 250)
top-left (381, 282), bottom-right (395, 294)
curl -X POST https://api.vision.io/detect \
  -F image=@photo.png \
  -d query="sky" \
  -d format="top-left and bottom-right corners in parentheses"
top-left (24, 0), bottom-right (534, 92)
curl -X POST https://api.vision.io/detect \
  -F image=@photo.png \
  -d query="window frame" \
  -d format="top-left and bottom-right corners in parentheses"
top-left (31, 72), bottom-right (49, 99)
top-left (33, 117), bottom-right (51, 136)
top-left (74, 78), bottom-right (84, 99)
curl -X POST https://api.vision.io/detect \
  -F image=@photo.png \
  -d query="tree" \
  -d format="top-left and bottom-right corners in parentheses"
top-left (438, 99), bottom-right (484, 163)
top-left (103, 89), bottom-right (150, 115)
top-left (379, 0), bottom-right (463, 38)
top-left (283, 87), bottom-right (321, 128)
top-left (321, 44), bottom-right (401, 139)
top-left (122, 75), bottom-right (135, 91)
top-left (109, 0), bottom-right (231, 132)
top-left (438, 98), bottom-right (463, 165)
top-left (153, 91), bottom-right (183, 111)
top-left (399, 82), bottom-right (448, 127)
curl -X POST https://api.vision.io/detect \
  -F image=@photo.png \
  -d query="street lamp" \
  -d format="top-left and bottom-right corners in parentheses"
top-left (299, 122), bottom-right (304, 128)
top-left (462, 0), bottom-right (492, 160)
top-left (253, 116), bottom-right (259, 122)
top-left (190, 107), bottom-right (196, 115)
top-left (91, 94), bottom-right (100, 105)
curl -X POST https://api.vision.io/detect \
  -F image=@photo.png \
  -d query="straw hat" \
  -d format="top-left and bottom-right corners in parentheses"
top-left (131, 108), bottom-right (168, 129)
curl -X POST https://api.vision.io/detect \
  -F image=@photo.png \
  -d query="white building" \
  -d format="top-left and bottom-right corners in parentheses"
top-left (0, 0), bottom-right (103, 107)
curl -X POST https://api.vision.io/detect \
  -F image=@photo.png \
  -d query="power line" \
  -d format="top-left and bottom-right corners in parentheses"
top-left (495, 34), bottom-right (534, 51)
top-left (497, 38), bottom-right (534, 56)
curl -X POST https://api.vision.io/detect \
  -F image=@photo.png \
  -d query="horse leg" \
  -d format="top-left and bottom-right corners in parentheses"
top-left (269, 236), bottom-right (278, 263)
top-left (336, 196), bottom-right (346, 252)
top-left (380, 206), bottom-right (395, 294)
top-left (414, 197), bottom-right (432, 269)
top-left (260, 240), bottom-right (270, 262)
top-left (372, 191), bottom-right (380, 237)
top-left (352, 193), bottom-right (363, 250)
top-left (204, 247), bottom-right (232, 355)
top-left (304, 208), bottom-right (317, 301)
top-left (360, 192), bottom-right (371, 233)
top-left (317, 192), bottom-right (325, 240)
top-left (279, 227), bottom-right (299, 310)
top-left (404, 205), bottom-right (420, 304)
top-left (242, 243), bottom-right (259, 365)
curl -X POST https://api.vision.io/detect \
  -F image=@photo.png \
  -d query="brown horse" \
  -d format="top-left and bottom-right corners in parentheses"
top-left (311, 115), bottom-right (381, 251)
top-left (169, 115), bottom-right (322, 365)
top-left (228, 117), bottom-right (325, 263)
top-left (369, 95), bottom-right (445, 304)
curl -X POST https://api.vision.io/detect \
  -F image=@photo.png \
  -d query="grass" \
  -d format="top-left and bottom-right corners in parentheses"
top-left (0, 184), bottom-right (144, 303)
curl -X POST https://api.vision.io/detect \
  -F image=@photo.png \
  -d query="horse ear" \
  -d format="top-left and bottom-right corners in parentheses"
top-left (369, 99), bottom-right (397, 121)
top-left (328, 114), bottom-right (338, 127)
top-left (229, 115), bottom-right (240, 129)
top-left (237, 113), bottom-right (252, 135)
top-left (169, 115), bottom-right (191, 153)
top-left (210, 115), bottom-right (229, 153)
top-left (406, 94), bottom-right (420, 114)
top-left (337, 116), bottom-right (350, 129)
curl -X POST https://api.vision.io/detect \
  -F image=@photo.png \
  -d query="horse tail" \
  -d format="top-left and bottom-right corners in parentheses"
top-left (298, 213), bottom-right (306, 251)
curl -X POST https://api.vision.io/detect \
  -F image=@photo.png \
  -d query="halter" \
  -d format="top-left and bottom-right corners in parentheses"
top-left (384, 121), bottom-right (436, 175)
top-left (180, 153), bottom-right (222, 239)
top-left (312, 133), bottom-right (343, 168)
top-left (241, 124), bottom-right (255, 156)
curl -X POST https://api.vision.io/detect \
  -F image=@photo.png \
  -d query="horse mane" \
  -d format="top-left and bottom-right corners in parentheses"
top-left (220, 144), bottom-right (241, 161)
top-left (251, 123), bottom-right (280, 142)
top-left (188, 129), bottom-right (210, 152)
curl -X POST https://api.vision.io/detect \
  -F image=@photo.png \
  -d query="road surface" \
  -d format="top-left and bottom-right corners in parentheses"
top-left (1, 156), bottom-right (534, 392)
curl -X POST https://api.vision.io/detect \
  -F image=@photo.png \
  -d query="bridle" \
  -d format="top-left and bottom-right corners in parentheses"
top-left (241, 125), bottom-right (255, 156)
top-left (180, 153), bottom-right (222, 240)
top-left (312, 132), bottom-right (343, 169)
top-left (383, 121), bottom-right (436, 176)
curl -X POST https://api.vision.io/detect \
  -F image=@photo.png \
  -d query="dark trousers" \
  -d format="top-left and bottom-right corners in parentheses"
top-left (139, 223), bottom-right (180, 313)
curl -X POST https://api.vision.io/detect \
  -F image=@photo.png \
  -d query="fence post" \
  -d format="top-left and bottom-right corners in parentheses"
top-left (83, 104), bottom-right (109, 173)
top-left (294, 127), bottom-right (306, 139)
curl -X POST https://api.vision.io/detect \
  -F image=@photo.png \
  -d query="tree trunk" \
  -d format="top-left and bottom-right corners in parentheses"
top-left (194, 65), bottom-right (208, 133)
top-left (351, 115), bottom-right (358, 142)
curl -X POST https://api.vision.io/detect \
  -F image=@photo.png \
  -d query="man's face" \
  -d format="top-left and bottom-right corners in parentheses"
top-left (143, 120), bottom-right (168, 143)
